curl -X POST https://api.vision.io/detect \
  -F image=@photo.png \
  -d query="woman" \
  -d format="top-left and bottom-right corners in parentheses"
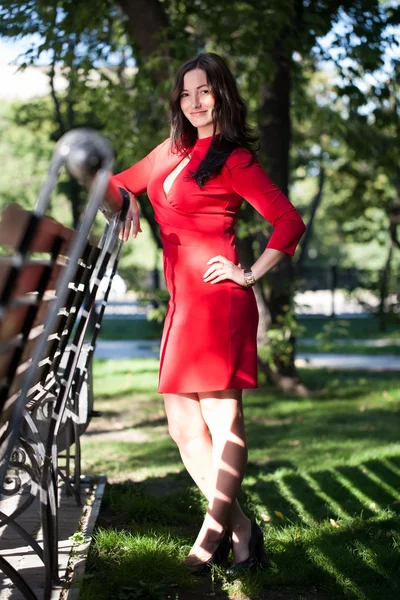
top-left (111, 52), bottom-right (306, 575)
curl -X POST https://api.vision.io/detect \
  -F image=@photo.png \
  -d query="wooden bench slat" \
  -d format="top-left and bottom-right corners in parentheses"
top-left (0, 204), bottom-right (76, 254)
top-left (0, 258), bottom-right (65, 299)
top-left (0, 296), bottom-right (55, 343)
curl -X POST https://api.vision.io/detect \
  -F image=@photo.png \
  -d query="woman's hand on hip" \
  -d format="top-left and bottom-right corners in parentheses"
top-left (120, 192), bottom-right (142, 242)
top-left (203, 255), bottom-right (246, 286)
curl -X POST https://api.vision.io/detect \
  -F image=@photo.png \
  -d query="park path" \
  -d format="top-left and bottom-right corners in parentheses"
top-left (95, 340), bottom-right (400, 371)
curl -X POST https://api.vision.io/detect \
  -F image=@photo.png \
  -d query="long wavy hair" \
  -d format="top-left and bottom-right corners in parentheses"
top-left (169, 53), bottom-right (258, 187)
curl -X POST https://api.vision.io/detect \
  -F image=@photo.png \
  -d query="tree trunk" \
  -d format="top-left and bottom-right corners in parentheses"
top-left (378, 242), bottom-right (393, 333)
top-left (116, 0), bottom-right (171, 83)
top-left (256, 42), bottom-right (307, 390)
top-left (118, 0), bottom-right (308, 394)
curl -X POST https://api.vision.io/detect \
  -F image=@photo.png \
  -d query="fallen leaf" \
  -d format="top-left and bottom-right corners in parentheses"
top-left (386, 531), bottom-right (392, 537)
top-left (275, 510), bottom-right (285, 520)
top-left (330, 518), bottom-right (340, 528)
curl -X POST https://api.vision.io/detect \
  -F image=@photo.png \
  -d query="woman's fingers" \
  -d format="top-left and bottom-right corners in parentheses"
top-left (209, 274), bottom-right (228, 285)
top-left (203, 265), bottom-right (220, 280)
top-left (207, 255), bottom-right (226, 265)
top-left (203, 256), bottom-right (245, 286)
top-left (119, 192), bottom-right (141, 241)
top-left (203, 267), bottom-right (225, 282)
top-left (119, 218), bottom-right (130, 242)
top-left (203, 256), bottom-right (229, 279)
top-left (130, 212), bottom-right (140, 238)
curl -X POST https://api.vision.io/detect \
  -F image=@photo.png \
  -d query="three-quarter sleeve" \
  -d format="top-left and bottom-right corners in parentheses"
top-left (111, 140), bottom-right (166, 196)
top-left (227, 150), bottom-right (306, 256)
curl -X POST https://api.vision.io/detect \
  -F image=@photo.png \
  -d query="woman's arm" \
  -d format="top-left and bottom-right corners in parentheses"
top-left (203, 150), bottom-right (305, 286)
top-left (228, 150), bottom-right (306, 258)
top-left (111, 140), bottom-right (167, 241)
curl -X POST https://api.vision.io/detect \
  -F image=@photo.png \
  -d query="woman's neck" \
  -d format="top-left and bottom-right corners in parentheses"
top-left (197, 124), bottom-right (221, 139)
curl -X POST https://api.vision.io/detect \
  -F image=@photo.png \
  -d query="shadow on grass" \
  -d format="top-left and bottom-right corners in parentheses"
top-left (80, 455), bottom-right (400, 600)
top-left (84, 416), bottom-right (168, 438)
top-left (295, 369), bottom-right (400, 400)
top-left (245, 460), bottom-right (400, 528)
top-left (80, 476), bottom-right (231, 600)
top-left (233, 459), bottom-right (400, 600)
top-left (246, 407), bottom-right (400, 456)
top-left (80, 367), bottom-right (400, 599)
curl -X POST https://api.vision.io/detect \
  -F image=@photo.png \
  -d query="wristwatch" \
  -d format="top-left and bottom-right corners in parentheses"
top-left (243, 269), bottom-right (256, 287)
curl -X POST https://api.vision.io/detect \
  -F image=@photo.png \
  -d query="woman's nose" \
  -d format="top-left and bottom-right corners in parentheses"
top-left (190, 94), bottom-right (201, 108)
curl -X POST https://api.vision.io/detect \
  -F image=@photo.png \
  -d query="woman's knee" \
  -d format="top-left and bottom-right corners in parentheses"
top-left (163, 392), bottom-right (209, 450)
top-left (199, 392), bottom-right (245, 439)
top-left (167, 420), bottom-right (209, 451)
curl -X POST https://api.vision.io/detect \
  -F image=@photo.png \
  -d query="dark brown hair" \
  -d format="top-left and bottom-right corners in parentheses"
top-left (169, 52), bottom-right (258, 187)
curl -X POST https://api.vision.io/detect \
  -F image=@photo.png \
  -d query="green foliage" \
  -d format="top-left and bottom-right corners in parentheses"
top-left (143, 289), bottom-right (170, 324)
top-left (1, 0), bottom-right (399, 355)
top-left (313, 319), bottom-right (351, 352)
top-left (82, 527), bottom-right (192, 599)
top-left (69, 530), bottom-right (86, 545)
top-left (259, 308), bottom-right (306, 369)
top-left (0, 101), bottom-right (54, 210)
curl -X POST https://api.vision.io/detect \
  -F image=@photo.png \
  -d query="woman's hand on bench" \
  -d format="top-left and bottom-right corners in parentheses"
top-left (120, 191), bottom-right (142, 242)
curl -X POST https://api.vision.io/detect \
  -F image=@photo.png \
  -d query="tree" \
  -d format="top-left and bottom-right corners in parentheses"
top-left (1, 0), bottom-right (399, 390)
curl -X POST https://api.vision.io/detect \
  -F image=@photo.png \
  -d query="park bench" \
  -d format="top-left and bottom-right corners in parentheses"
top-left (0, 129), bottom-right (129, 600)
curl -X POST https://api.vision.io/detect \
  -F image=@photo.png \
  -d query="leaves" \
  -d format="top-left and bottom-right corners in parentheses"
top-left (330, 518), bottom-right (340, 529)
top-left (275, 510), bottom-right (286, 520)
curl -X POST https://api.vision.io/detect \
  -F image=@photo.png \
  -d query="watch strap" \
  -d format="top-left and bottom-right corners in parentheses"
top-left (243, 269), bottom-right (256, 287)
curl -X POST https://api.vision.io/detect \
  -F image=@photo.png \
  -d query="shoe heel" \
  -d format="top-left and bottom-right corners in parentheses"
top-left (258, 545), bottom-right (269, 567)
top-left (253, 523), bottom-right (269, 568)
top-left (213, 531), bottom-right (231, 566)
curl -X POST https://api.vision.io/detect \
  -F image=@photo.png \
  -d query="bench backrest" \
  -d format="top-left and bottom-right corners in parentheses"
top-left (0, 128), bottom-right (129, 600)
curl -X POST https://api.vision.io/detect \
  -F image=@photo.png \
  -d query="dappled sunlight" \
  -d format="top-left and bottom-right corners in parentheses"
top-left (308, 544), bottom-right (369, 600)
top-left (245, 460), bottom-right (400, 529)
top-left (79, 361), bottom-right (400, 599)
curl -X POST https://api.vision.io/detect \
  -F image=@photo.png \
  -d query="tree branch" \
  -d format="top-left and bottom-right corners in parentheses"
top-left (296, 164), bottom-right (325, 273)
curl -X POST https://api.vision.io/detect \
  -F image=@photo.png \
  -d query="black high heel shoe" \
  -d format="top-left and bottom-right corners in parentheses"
top-left (225, 521), bottom-right (268, 577)
top-left (184, 530), bottom-right (232, 574)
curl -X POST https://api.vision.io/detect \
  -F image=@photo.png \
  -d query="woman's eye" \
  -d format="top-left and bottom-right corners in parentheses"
top-left (181, 92), bottom-right (189, 98)
top-left (201, 89), bottom-right (209, 94)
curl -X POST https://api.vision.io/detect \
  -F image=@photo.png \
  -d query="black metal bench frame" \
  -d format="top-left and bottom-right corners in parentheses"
top-left (0, 129), bottom-right (129, 600)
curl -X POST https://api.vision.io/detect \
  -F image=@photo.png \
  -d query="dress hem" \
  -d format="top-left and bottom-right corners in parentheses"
top-left (158, 383), bottom-right (259, 394)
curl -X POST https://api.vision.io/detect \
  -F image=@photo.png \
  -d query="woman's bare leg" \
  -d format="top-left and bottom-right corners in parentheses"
top-left (164, 391), bottom-right (251, 562)
top-left (193, 390), bottom-right (251, 563)
top-left (164, 392), bottom-right (213, 498)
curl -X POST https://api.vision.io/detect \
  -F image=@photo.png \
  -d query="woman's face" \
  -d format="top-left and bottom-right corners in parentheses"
top-left (180, 68), bottom-right (218, 138)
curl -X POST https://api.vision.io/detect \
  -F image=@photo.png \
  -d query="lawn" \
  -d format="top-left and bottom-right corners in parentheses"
top-left (79, 359), bottom-right (400, 600)
top-left (98, 316), bottom-right (400, 356)
top-left (297, 317), bottom-right (399, 341)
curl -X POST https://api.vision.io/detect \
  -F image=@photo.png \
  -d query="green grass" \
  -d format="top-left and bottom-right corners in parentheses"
top-left (80, 361), bottom-right (400, 600)
top-left (97, 315), bottom-right (400, 346)
top-left (98, 318), bottom-right (163, 340)
top-left (297, 316), bottom-right (399, 341)
top-left (297, 343), bottom-right (400, 356)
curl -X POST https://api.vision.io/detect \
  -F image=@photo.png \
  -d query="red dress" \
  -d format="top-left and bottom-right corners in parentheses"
top-left (112, 136), bottom-right (305, 394)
